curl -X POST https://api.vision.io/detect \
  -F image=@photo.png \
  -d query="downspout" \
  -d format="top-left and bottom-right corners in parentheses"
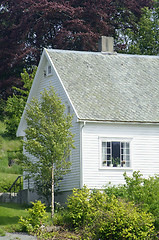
top-left (80, 121), bottom-right (86, 189)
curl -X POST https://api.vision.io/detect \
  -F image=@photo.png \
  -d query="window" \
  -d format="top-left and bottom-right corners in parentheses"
top-left (101, 139), bottom-right (131, 168)
top-left (44, 66), bottom-right (52, 77)
top-left (48, 65), bottom-right (52, 75)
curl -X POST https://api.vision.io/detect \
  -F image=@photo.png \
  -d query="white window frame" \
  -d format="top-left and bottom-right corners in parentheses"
top-left (99, 137), bottom-right (132, 169)
top-left (47, 65), bottom-right (52, 76)
top-left (43, 65), bottom-right (52, 77)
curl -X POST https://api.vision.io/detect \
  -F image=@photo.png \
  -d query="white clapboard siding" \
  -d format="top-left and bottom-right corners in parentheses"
top-left (23, 147), bottom-right (36, 189)
top-left (82, 122), bottom-right (159, 189)
top-left (23, 57), bottom-right (81, 191)
top-left (57, 119), bottom-right (81, 191)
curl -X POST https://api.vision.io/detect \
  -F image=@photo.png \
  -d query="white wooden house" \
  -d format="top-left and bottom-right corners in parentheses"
top-left (17, 37), bottom-right (159, 203)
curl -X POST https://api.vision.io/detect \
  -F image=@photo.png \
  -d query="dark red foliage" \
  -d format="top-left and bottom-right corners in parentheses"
top-left (0, 0), bottom-right (153, 100)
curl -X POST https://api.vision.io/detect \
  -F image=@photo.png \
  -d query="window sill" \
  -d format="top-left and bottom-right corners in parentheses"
top-left (47, 73), bottom-right (52, 77)
top-left (99, 167), bottom-right (133, 171)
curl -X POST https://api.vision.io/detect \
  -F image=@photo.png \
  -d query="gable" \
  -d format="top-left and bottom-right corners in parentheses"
top-left (47, 50), bottom-right (159, 123)
top-left (17, 49), bottom-right (78, 136)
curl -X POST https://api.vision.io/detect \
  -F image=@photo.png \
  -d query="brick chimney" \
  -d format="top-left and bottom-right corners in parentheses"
top-left (98, 36), bottom-right (114, 53)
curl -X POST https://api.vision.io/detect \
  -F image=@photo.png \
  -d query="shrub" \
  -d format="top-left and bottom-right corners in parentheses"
top-left (104, 171), bottom-right (159, 229)
top-left (19, 201), bottom-right (48, 234)
top-left (85, 192), bottom-right (155, 240)
top-left (104, 182), bottom-right (127, 198)
top-left (67, 185), bottom-right (90, 228)
top-left (67, 186), bottom-right (155, 239)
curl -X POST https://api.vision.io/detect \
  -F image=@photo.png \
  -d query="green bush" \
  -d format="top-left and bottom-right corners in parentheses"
top-left (67, 187), bottom-right (155, 239)
top-left (104, 171), bottom-right (159, 229)
top-left (85, 191), bottom-right (155, 240)
top-left (104, 182), bottom-right (127, 198)
top-left (67, 185), bottom-right (90, 228)
top-left (19, 201), bottom-right (48, 234)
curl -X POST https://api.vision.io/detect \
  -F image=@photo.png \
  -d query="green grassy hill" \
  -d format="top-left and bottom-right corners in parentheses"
top-left (0, 121), bottom-right (22, 192)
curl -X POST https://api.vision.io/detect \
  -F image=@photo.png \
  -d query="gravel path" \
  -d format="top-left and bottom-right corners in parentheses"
top-left (0, 232), bottom-right (37, 240)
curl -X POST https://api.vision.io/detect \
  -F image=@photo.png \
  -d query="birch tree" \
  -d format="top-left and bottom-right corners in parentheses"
top-left (23, 87), bottom-right (74, 218)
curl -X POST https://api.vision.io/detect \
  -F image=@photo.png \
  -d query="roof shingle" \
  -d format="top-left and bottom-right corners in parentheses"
top-left (47, 49), bottom-right (159, 123)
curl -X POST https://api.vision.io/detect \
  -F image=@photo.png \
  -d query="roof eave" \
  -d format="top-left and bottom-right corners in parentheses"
top-left (77, 118), bottom-right (159, 125)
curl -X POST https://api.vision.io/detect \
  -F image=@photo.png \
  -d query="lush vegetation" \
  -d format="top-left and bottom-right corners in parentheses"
top-left (53, 172), bottom-right (159, 239)
top-left (123, 5), bottom-right (159, 55)
top-left (0, 121), bottom-right (22, 192)
top-left (66, 186), bottom-right (156, 240)
top-left (104, 171), bottom-right (159, 230)
top-left (19, 201), bottom-right (48, 234)
top-left (0, 175), bottom-right (159, 239)
top-left (4, 67), bottom-right (36, 137)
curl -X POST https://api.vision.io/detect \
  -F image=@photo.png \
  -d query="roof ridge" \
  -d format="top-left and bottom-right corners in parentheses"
top-left (46, 48), bottom-right (159, 58)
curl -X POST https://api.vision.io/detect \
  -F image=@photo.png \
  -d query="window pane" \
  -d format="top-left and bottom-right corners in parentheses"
top-left (121, 142), bottom-right (124, 148)
top-left (107, 148), bottom-right (111, 154)
top-left (126, 162), bottom-right (130, 167)
top-left (126, 142), bottom-right (129, 148)
top-left (126, 149), bottom-right (130, 154)
top-left (126, 155), bottom-right (130, 161)
top-left (102, 147), bottom-right (107, 155)
top-left (112, 142), bottom-right (120, 159)
top-left (121, 142), bottom-right (129, 148)
top-left (107, 142), bottom-right (110, 147)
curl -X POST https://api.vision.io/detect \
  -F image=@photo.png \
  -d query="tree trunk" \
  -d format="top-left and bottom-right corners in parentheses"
top-left (51, 163), bottom-right (54, 218)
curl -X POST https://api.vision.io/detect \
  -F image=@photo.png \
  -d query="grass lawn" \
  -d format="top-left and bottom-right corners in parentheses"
top-left (0, 203), bottom-right (28, 235)
top-left (0, 203), bottom-right (27, 226)
top-left (0, 120), bottom-right (23, 192)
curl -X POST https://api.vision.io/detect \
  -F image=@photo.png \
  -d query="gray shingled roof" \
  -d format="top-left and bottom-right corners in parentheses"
top-left (47, 49), bottom-right (159, 123)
